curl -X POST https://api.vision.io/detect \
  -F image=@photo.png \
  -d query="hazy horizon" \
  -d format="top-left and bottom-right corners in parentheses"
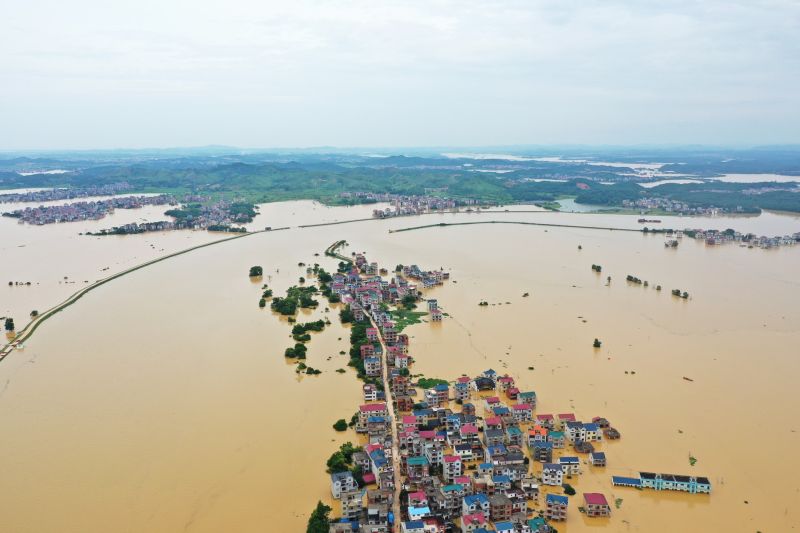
top-left (3, 1), bottom-right (799, 150)
top-left (5, 142), bottom-right (800, 158)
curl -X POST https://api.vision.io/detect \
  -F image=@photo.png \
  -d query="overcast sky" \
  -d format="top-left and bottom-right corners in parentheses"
top-left (2, 0), bottom-right (799, 149)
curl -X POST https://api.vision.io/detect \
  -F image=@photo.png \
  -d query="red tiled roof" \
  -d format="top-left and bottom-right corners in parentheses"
top-left (360, 403), bottom-right (387, 412)
top-left (584, 493), bottom-right (609, 506)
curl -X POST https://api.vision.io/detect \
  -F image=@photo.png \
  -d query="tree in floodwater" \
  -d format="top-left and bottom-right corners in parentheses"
top-left (401, 293), bottom-right (418, 310)
top-left (4, 318), bottom-right (14, 331)
top-left (249, 266), bottom-right (263, 277)
top-left (593, 338), bottom-right (602, 348)
top-left (306, 501), bottom-right (331, 533)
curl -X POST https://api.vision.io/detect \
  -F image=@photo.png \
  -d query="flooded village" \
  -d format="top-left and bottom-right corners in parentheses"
top-left (1, 199), bottom-right (798, 533)
top-left (3, 194), bottom-right (177, 225)
top-left (315, 243), bottom-right (710, 533)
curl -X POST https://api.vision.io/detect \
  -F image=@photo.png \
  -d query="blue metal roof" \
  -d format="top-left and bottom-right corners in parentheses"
top-left (547, 493), bottom-right (568, 504)
top-left (612, 475), bottom-right (643, 487)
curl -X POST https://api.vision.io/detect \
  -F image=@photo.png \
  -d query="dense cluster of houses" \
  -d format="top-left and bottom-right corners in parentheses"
top-left (81, 198), bottom-right (254, 235)
top-left (622, 197), bottom-right (729, 215)
top-left (403, 266), bottom-right (449, 290)
top-left (3, 194), bottom-right (176, 225)
top-left (333, 364), bottom-right (632, 532)
top-left (678, 228), bottom-right (800, 248)
top-left (0, 182), bottom-right (133, 204)
top-left (327, 251), bottom-right (708, 533)
top-left (338, 192), bottom-right (480, 218)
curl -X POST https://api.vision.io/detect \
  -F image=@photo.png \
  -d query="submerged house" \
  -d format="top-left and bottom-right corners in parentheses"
top-left (558, 456), bottom-right (580, 476)
top-left (639, 473), bottom-right (712, 494)
top-left (583, 493), bottom-right (611, 517)
top-left (473, 376), bottom-right (496, 392)
top-left (331, 471), bottom-right (358, 499)
top-left (590, 451), bottom-right (606, 467)
top-left (612, 473), bottom-right (711, 494)
top-left (545, 494), bottom-right (568, 521)
top-left (541, 463), bottom-right (563, 486)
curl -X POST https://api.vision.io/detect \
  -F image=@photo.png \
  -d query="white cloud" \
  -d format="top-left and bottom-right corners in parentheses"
top-left (0, 0), bottom-right (798, 148)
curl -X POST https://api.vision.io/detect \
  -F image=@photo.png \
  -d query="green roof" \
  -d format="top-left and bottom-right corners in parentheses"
top-left (407, 456), bottom-right (429, 466)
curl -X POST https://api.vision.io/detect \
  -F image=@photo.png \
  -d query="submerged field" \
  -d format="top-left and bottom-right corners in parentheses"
top-left (0, 201), bottom-right (798, 531)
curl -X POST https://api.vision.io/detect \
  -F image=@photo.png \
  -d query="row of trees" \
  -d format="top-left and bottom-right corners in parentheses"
top-left (292, 320), bottom-right (327, 342)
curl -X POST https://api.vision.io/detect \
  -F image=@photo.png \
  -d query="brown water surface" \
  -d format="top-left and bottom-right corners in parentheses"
top-left (0, 202), bottom-right (798, 532)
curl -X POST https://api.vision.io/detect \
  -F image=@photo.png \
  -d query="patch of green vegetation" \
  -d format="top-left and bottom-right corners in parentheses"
top-left (292, 320), bottom-right (326, 341)
top-left (306, 501), bottom-right (331, 533)
top-left (285, 343), bottom-right (308, 359)
top-left (417, 377), bottom-right (448, 389)
top-left (390, 308), bottom-right (428, 331)
top-left (326, 442), bottom-right (363, 473)
top-left (535, 201), bottom-right (561, 210)
top-left (271, 285), bottom-right (319, 315)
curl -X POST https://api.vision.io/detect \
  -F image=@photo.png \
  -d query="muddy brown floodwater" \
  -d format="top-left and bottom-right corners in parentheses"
top-left (0, 200), bottom-right (798, 532)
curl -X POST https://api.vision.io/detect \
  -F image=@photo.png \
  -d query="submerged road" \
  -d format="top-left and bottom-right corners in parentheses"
top-left (390, 219), bottom-right (646, 233)
top-left (0, 229), bottom-right (278, 361)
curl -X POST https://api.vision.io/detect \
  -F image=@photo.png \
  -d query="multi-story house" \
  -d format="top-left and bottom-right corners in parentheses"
top-left (489, 493), bottom-right (513, 522)
top-left (443, 454), bottom-right (462, 483)
top-left (331, 471), bottom-right (358, 499)
top-left (541, 463), bottom-right (564, 486)
top-left (545, 494), bottom-right (568, 521)
top-left (558, 456), bottom-right (581, 476)
top-left (583, 493), bottom-right (611, 517)
top-left (462, 493), bottom-right (490, 520)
